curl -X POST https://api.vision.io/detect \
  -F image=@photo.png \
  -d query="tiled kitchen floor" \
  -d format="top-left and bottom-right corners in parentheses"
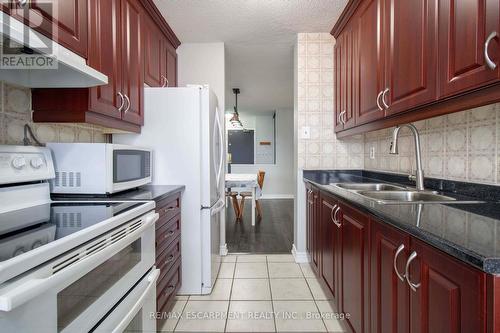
top-left (159, 254), bottom-right (346, 332)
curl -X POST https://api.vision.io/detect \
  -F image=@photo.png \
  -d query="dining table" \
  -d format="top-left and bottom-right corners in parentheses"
top-left (225, 173), bottom-right (260, 226)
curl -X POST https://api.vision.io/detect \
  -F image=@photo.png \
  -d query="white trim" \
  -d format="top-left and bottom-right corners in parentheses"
top-left (219, 244), bottom-right (228, 256)
top-left (292, 244), bottom-right (309, 263)
top-left (239, 194), bottom-right (294, 200)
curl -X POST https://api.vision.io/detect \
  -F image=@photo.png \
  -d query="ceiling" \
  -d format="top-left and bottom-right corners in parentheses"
top-left (154, 0), bottom-right (348, 112)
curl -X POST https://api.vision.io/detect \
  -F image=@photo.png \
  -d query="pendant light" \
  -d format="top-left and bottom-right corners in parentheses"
top-left (230, 88), bottom-right (243, 129)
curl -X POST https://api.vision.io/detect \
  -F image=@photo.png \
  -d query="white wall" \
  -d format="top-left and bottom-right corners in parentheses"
top-left (177, 42), bottom-right (226, 113)
top-left (230, 109), bottom-right (294, 198)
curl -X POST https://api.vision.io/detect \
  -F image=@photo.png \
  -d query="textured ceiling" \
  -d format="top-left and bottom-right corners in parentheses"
top-left (154, 0), bottom-right (348, 111)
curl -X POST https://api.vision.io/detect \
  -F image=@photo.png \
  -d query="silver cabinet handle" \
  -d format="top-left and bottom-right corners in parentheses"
top-left (117, 92), bottom-right (125, 112)
top-left (337, 111), bottom-right (342, 125)
top-left (405, 251), bottom-right (420, 292)
top-left (16, 0), bottom-right (28, 7)
top-left (382, 88), bottom-right (390, 109)
top-left (393, 244), bottom-right (406, 282)
top-left (333, 206), bottom-right (341, 228)
top-left (330, 204), bottom-right (338, 224)
top-left (123, 94), bottom-right (131, 113)
top-left (161, 75), bottom-right (169, 88)
top-left (341, 110), bottom-right (346, 125)
top-left (376, 91), bottom-right (383, 111)
top-left (485, 31), bottom-right (498, 70)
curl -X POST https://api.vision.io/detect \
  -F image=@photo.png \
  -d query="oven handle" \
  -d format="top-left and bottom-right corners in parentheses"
top-left (0, 212), bottom-right (159, 312)
top-left (111, 268), bottom-right (160, 333)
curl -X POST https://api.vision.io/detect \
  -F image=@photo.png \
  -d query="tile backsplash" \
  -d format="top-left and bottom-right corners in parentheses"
top-left (0, 82), bottom-right (106, 145)
top-left (297, 33), bottom-right (364, 170)
top-left (364, 104), bottom-right (500, 184)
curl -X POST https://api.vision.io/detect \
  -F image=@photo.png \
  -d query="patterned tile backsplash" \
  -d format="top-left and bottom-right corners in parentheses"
top-left (0, 82), bottom-right (107, 145)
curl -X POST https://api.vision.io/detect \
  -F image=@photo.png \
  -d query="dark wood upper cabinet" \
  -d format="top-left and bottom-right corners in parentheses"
top-left (409, 239), bottom-right (486, 333)
top-left (354, 0), bottom-right (385, 126)
top-left (144, 15), bottom-right (165, 87)
top-left (165, 43), bottom-right (178, 87)
top-left (334, 34), bottom-right (344, 132)
top-left (370, 219), bottom-right (410, 333)
top-left (339, 203), bottom-right (370, 333)
top-left (438, 0), bottom-right (500, 98)
top-left (384, 0), bottom-right (438, 116)
top-left (7, 0), bottom-right (88, 57)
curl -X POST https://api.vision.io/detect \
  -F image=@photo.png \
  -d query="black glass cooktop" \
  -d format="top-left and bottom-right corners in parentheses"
top-left (0, 201), bottom-right (146, 262)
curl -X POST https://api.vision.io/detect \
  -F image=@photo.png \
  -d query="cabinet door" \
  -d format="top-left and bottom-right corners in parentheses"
top-left (10, 0), bottom-right (88, 57)
top-left (343, 24), bottom-right (357, 129)
top-left (354, 0), bottom-right (385, 125)
top-left (409, 239), bottom-right (486, 333)
top-left (339, 203), bottom-right (370, 333)
top-left (438, 0), bottom-right (500, 97)
top-left (370, 219), bottom-right (410, 333)
top-left (143, 15), bottom-right (164, 87)
top-left (306, 186), bottom-right (320, 274)
top-left (88, 0), bottom-right (122, 119)
top-left (165, 43), bottom-right (178, 87)
top-left (320, 193), bottom-right (342, 306)
top-left (121, 0), bottom-right (144, 125)
top-left (384, 0), bottom-right (438, 116)
top-left (334, 34), bottom-right (344, 132)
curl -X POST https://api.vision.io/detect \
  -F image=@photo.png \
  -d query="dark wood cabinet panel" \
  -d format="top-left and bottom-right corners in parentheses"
top-left (354, 0), bottom-right (385, 126)
top-left (438, 0), bottom-right (500, 97)
top-left (334, 34), bottom-right (344, 132)
top-left (384, 0), bottom-right (438, 116)
top-left (165, 44), bottom-right (178, 87)
top-left (370, 219), bottom-right (410, 333)
top-left (144, 15), bottom-right (165, 87)
top-left (306, 185), bottom-right (321, 274)
top-left (409, 239), bottom-right (486, 333)
top-left (9, 0), bottom-right (88, 57)
top-left (339, 203), bottom-right (370, 333)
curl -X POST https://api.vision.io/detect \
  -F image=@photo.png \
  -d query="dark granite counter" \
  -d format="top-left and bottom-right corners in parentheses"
top-left (52, 185), bottom-right (185, 203)
top-left (303, 170), bottom-right (500, 274)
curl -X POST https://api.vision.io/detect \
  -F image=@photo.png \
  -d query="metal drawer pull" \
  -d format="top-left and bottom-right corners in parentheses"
top-left (382, 88), bottom-right (390, 109)
top-left (17, 0), bottom-right (28, 7)
top-left (330, 204), bottom-right (338, 224)
top-left (124, 94), bottom-right (131, 113)
top-left (165, 254), bottom-right (175, 265)
top-left (405, 251), bottom-right (420, 292)
top-left (485, 31), bottom-right (498, 70)
top-left (164, 230), bottom-right (175, 239)
top-left (393, 244), bottom-right (406, 282)
top-left (117, 92), bottom-right (125, 112)
top-left (165, 285), bottom-right (175, 295)
top-left (376, 91), bottom-right (383, 111)
top-left (341, 110), bottom-right (347, 125)
top-left (163, 207), bottom-right (176, 214)
top-left (330, 206), bottom-right (341, 228)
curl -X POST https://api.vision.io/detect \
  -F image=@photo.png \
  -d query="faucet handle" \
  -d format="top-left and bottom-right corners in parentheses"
top-left (408, 174), bottom-right (416, 182)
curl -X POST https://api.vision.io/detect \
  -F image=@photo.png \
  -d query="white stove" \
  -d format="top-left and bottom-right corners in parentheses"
top-left (0, 145), bottom-right (159, 333)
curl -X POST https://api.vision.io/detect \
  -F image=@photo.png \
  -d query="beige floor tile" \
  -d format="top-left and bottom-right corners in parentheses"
top-left (175, 300), bottom-right (229, 332)
top-left (270, 278), bottom-right (313, 300)
top-left (299, 263), bottom-right (316, 278)
top-left (235, 262), bottom-right (268, 278)
top-left (236, 254), bottom-right (267, 262)
top-left (190, 279), bottom-right (232, 301)
top-left (175, 295), bottom-right (190, 301)
top-left (158, 299), bottom-right (187, 332)
top-left (226, 301), bottom-right (275, 332)
top-left (222, 255), bottom-right (237, 263)
top-left (273, 301), bottom-right (327, 332)
top-left (268, 262), bottom-right (303, 278)
top-left (316, 301), bottom-right (347, 332)
top-left (218, 262), bottom-right (236, 279)
top-left (231, 278), bottom-right (271, 300)
top-left (306, 278), bottom-right (333, 300)
top-left (266, 254), bottom-right (295, 262)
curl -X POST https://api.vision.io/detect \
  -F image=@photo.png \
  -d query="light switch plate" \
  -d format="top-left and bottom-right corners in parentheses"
top-left (300, 126), bottom-right (311, 139)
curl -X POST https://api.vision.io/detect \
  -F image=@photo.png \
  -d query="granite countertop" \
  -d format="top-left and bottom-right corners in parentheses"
top-left (303, 170), bottom-right (500, 274)
top-left (52, 185), bottom-right (185, 202)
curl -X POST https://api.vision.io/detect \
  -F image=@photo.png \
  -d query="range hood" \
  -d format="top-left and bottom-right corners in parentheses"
top-left (0, 13), bottom-right (108, 88)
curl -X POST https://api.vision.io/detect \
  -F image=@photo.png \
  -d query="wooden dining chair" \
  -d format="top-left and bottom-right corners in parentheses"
top-left (226, 190), bottom-right (241, 219)
top-left (239, 171), bottom-right (265, 219)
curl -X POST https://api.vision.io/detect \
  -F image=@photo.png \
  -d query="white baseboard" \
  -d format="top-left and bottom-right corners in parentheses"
top-left (239, 194), bottom-right (295, 200)
top-left (292, 244), bottom-right (309, 263)
top-left (220, 244), bottom-right (228, 256)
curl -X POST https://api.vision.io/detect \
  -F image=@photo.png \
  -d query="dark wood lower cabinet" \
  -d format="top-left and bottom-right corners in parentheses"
top-left (305, 184), bottom-right (490, 333)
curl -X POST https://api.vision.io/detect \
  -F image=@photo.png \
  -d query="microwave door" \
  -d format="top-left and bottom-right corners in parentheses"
top-left (111, 148), bottom-right (152, 193)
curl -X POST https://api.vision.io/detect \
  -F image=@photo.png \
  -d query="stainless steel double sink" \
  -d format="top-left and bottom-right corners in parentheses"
top-left (330, 183), bottom-right (481, 204)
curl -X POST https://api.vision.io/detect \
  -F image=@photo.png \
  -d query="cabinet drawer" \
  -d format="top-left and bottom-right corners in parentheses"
top-left (156, 215), bottom-right (181, 255)
top-left (157, 258), bottom-right (181, 313)
top-left (156, 193), bottom-right (181, 222)
top-left (156, 235), bottom-right (181, 273)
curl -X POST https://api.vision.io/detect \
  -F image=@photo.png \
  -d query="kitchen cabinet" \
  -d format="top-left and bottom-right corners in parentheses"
top-left (438, 0), bottom-right (500, 97)
top-left (144, 15), bottom-right (165, 87)
top-left (306, 184), bottom-right (321, 274)
top-left (319, 192), bottom-right (342, 308)
top-left (338, 202), bottom-right (370, 333)
top-left (370, 219), bottom-right (410, 333)
top-left (5, 0), bottom-right (88, 57)
top-left (165, 43), bottom-right (178, 87)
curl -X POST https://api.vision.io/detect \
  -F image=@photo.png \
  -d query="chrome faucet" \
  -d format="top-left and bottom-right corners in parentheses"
top-left (390, 124), bottom-right (425, 191)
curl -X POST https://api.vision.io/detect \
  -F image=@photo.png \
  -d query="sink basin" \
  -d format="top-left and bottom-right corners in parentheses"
top-left (357, 191), bottom-right (456, 204)
top-left (332, 183), bottom-right (407, 191)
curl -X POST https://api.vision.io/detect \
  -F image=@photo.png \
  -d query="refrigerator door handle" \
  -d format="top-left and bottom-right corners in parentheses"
top-left (215, 106), bottom-right (224, 193)
top-left (210, 198), bottom-right (226, 216)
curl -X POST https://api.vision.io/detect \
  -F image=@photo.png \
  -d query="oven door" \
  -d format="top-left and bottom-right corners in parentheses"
top-left (0, 211), bottom-right (157, 333)
top-left (93, 268), bottom-right (159, 333)
top-left (108, 145), bottom-right (152, 194)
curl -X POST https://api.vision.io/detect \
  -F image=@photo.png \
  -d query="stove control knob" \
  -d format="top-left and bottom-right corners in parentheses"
top-left (12, 157), bottom-right (26, 170)
top-left (30, 157), bottom-right (44, 169)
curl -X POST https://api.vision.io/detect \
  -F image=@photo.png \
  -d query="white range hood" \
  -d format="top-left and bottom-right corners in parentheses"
top-left (0, 12), bottom-right (108, 88)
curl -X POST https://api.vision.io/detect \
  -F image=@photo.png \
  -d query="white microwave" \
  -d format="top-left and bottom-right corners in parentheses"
top-left (47, 143), bottom-right (152, 195)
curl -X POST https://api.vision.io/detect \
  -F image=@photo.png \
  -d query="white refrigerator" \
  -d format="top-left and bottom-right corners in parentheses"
top-left (114, 86), bottom-right (225, 295)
